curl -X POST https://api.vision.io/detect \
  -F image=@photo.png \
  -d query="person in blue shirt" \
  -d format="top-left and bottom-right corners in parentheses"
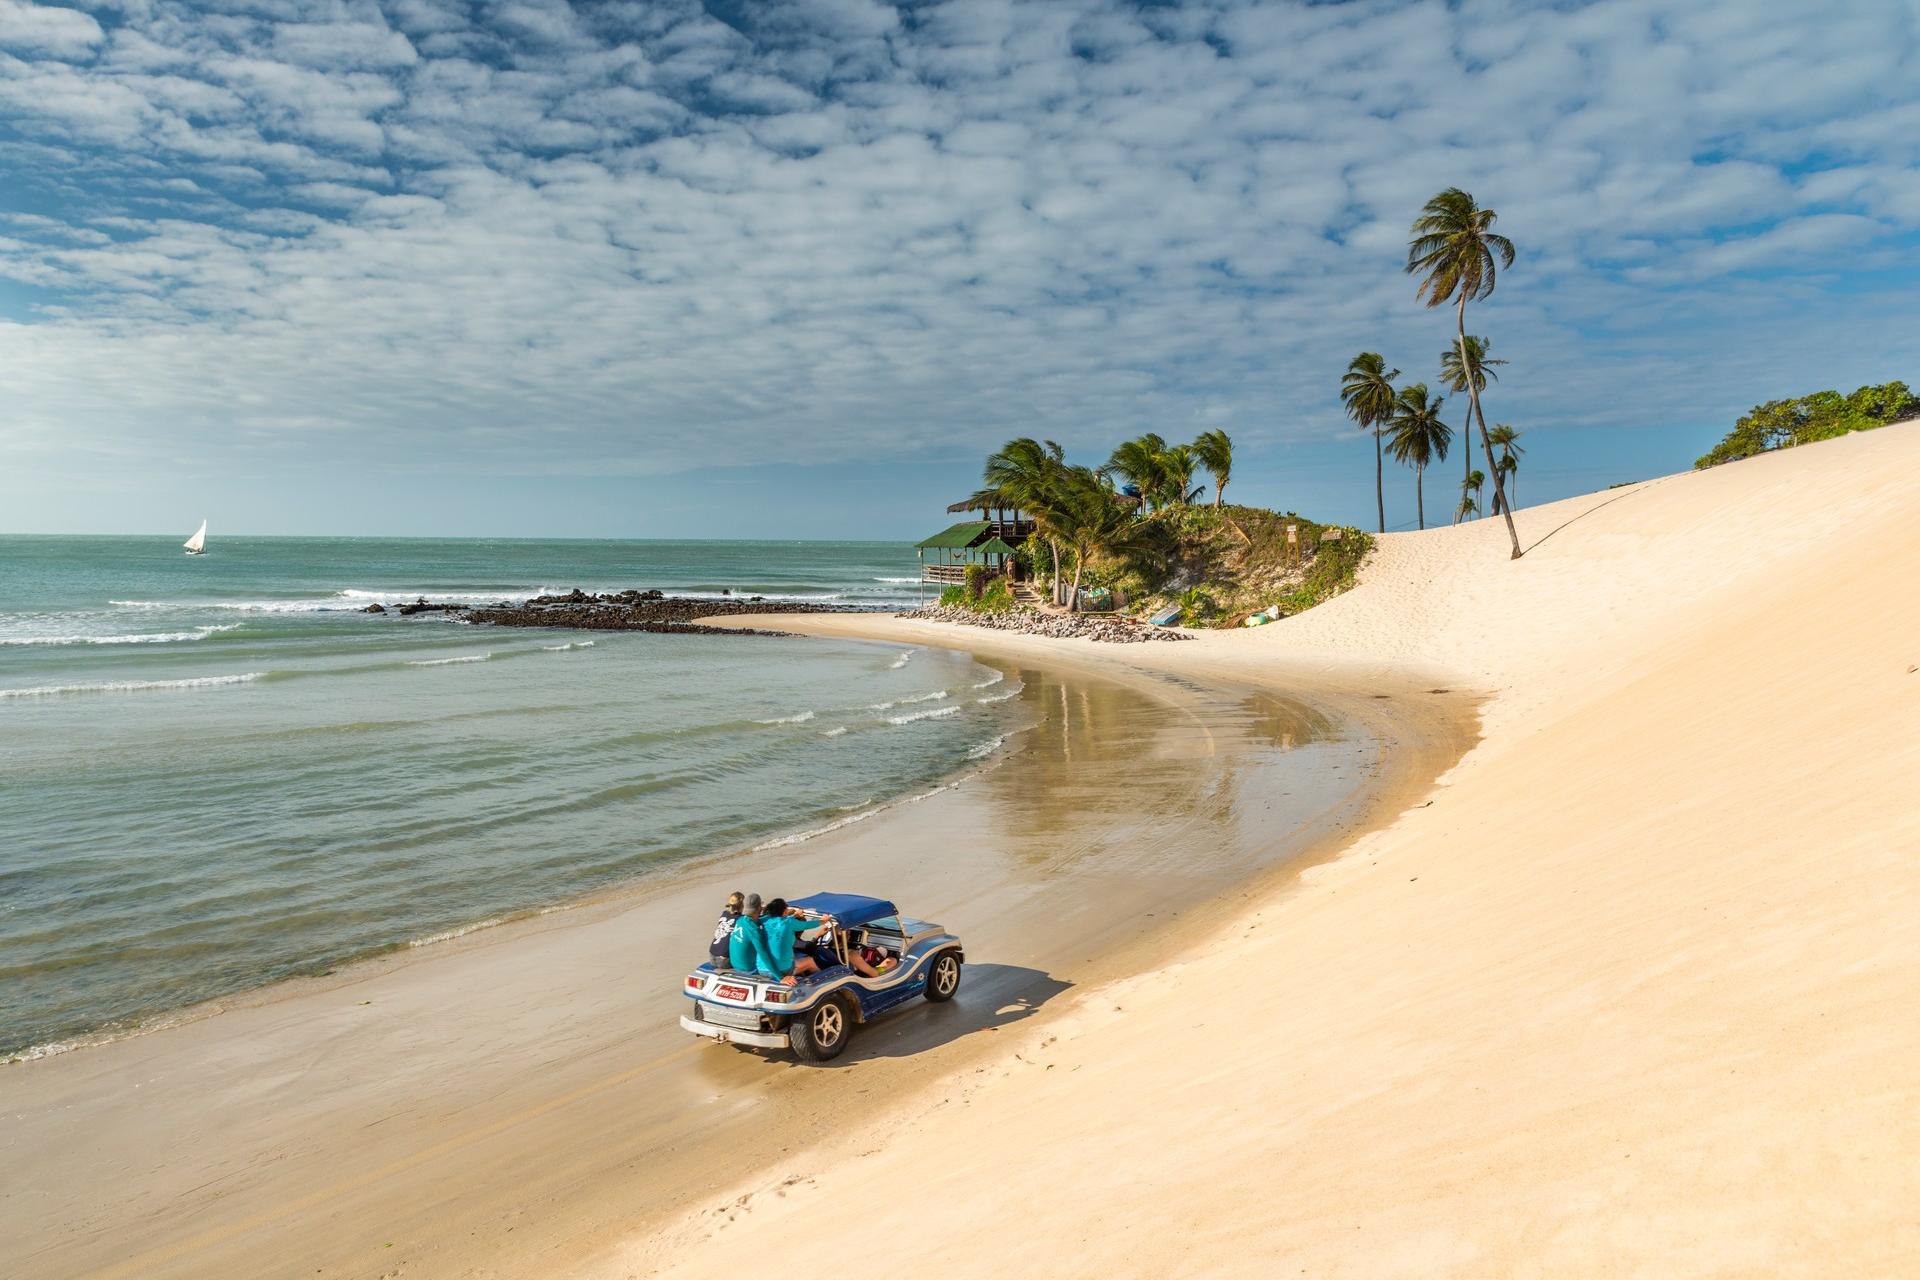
top-left (726, 894), bottom-right (780, 979)
top-left (760, 898), bottom-right (830, 980)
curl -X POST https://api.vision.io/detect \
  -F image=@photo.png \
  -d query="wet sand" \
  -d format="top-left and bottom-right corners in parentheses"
top-left (1, 640), bottom-right (1474, 1279)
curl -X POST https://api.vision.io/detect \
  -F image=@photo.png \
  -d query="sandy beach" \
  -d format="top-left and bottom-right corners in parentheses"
top-left (7, 422), bottom-right (1917, 1279)
top-left (612, 422), bottom-right (1920, 1277)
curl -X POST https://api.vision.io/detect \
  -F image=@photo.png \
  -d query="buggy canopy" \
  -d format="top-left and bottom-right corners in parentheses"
top-left (789, 892), bottom-right (898, 927)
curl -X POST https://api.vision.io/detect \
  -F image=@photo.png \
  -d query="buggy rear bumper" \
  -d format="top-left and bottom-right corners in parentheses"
top-left (679, 1014), bottom-right (786, 1050)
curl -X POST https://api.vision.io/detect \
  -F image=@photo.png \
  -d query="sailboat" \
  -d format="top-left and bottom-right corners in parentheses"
top-left (183, 519), bottom-right (207, 555)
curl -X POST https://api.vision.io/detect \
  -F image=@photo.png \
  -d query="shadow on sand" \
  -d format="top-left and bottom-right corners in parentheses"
top-left (718, 963), bottom-right (1073, 1070)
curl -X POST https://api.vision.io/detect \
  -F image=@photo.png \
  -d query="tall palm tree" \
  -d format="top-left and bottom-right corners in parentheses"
top-left (1101, 433), bottom-right (1169, 511)
top-left (1486, 424), bottom-right (1524, 512)
top-left (1386, 383), bottom-right (1451, 530)
top-left (1408, 188), bottom-right (1522, 558)
top-left (1439, 335), bottom-right (1505, 493)
top-left (1341, 353), bottom-right (1400, 533)
top-left (1190, 429), bottom-right (1233, 507)
top-left (983, 437), bottom-right (1068, 603)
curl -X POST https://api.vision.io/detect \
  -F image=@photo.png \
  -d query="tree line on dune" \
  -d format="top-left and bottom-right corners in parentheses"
top-left (1343, 188), bottom-right (1526, 556)
top-left (1693, 381), bottom-right (1917, 468)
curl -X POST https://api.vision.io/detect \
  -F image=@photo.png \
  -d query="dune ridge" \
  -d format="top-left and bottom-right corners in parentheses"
top-left (626, 423), bottom-right (1920, 1277)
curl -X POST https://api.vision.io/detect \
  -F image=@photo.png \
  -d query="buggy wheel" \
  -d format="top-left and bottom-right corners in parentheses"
top-left (788, 996), bottom-right (853, 1062)
top-left (925, 951), bottom-right (962, 1003)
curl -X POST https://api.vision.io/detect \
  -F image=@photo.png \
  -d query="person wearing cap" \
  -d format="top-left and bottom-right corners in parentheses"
top-left (726, 894), bottom-right (780, 979)
top-left (708, 891), bottom-right (745, 965)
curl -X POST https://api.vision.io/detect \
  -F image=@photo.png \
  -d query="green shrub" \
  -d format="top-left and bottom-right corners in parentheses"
top-left (976, 578), bottom-right (1015, 613)
top-left (938, 585), bottom-right (969, 608)
top-left (963, 563), bottom-right (988, 600)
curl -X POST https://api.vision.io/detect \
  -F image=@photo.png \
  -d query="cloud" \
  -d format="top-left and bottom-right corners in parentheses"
top-left (0, 0), bottom-right (103, 59)
top-left (0, 0), bottom-right (1916, 524)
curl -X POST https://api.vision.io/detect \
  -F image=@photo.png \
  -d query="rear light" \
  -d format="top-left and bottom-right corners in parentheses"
top-left (762, 988), bottom-right (789, 1004)
top-left (685, 974), bottom-right (705, 991)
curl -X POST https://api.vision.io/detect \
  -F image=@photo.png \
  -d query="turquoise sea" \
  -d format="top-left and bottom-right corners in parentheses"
top-left (0, 536), bottom-right (1018, 1058)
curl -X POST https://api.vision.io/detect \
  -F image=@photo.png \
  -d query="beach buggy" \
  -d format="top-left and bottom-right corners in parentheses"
top-left (681, 893), bottom-right (964, 1062)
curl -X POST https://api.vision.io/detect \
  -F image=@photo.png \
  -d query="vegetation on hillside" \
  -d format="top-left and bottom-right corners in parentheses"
top-left (1107, 506), bottom-right (1374, 627)
top-left (1694, 381), bottom-right (1917, 468)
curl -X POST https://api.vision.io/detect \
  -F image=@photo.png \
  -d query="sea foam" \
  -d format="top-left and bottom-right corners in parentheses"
top-left (405, 654), bottom-right (490, 666)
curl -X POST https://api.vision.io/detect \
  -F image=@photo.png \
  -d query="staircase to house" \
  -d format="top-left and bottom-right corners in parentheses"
top-left (1012, 581), bottom-right (1056, 611)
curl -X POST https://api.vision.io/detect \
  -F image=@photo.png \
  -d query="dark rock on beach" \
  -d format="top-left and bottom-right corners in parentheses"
top-left (361, 603), bottom-right (387, 614)
top-left (895, 605), bottom-right (1192, 643)
top-left (396, 598), bottom-right (471, 616)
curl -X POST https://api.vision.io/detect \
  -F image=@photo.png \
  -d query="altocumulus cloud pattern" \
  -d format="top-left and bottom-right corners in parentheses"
top-left (0, 0), bottom-right (1917, 486)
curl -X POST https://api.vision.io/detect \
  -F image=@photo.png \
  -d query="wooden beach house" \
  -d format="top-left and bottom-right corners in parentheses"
top-left (914, 498), bottom-right (1033, 597)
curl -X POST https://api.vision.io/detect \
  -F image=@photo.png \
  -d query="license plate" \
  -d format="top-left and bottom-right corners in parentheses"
top-left (715, 983), bottom-right (751, 1002)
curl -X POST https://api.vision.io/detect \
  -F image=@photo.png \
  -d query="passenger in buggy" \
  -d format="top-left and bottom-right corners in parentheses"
top-left (726, 893), bottom-right (789, 983)
top-left (707, 891), bottom-right (744, 966)
top-left (760, 898), bottom-right (829, 979)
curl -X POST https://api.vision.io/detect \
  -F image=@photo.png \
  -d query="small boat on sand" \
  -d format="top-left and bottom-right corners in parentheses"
top-left (183, 520), bottom-right (207, 555)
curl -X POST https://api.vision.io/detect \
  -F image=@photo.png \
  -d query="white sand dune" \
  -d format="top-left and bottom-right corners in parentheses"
top-left (628, 423), bottom-right (1920, 1277)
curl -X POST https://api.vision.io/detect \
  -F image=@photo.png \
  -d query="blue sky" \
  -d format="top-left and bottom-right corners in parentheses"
top-left (1, 0), bottom-right (1917, 538)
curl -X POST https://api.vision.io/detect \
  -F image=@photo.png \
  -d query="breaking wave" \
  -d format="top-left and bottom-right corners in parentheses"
top-left (887, 704), bottom-right (960, 725)
top-left (0, 673), bottom-right (264, 699)
top-left (754, 710), bottom-right (816, 725)
top-left (405, 654), bottom-right (490, 666)
top-left (0, 624), bottom-right (239, 647)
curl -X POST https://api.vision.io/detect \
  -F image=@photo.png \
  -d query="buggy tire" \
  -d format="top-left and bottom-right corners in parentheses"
top-left (788, 996), bottom-right (853, 1062)
top-left (925, 950), bottom-right (962, 1003)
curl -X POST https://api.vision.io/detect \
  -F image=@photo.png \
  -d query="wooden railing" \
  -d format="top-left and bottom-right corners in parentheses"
top-left (921, 563), bottom-right (1019, 585)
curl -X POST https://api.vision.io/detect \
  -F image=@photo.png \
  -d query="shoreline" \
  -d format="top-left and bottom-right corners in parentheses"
top-left (3, 626), bottom-right (1474, 1279)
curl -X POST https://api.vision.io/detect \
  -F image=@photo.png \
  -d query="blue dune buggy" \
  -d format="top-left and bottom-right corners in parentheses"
top-left (681, 892), bottom-right (964, 1062)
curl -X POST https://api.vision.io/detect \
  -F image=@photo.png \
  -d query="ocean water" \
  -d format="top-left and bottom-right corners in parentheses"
top-left (0, 536), bottom-right (1012, 1058)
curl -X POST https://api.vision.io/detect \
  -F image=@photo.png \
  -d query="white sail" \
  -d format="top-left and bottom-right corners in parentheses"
top-left (183, 520), bottom-right (207, 554)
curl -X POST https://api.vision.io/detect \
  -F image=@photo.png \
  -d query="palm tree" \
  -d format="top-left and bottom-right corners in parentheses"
top-left (1486, 424), bottom-right (1524, 512)
top-left (1102, 433), bottom-right (1169, 511)
top-left (984, 437), bottom-right (1068, 603)
top-left (1041, 466), bottom-right (1149, 611)
top-left (1157, 443), bottom-right (1205, 507)
top-left (1386, 383), bottom-right (1451, 530)
top-left (1456, 469), bottom-right (1486, 524)
top-left (1407, 188), bottom-right (1522, 558)
top-left (1190, 429), bottom-right (1233, 507)
top-left (1439, 335), bottom-right (1505, 493)
top-left (1341, 353), bottom-right (1400, 533)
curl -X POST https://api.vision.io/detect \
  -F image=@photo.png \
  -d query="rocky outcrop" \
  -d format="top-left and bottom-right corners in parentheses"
top-left (360, 588), bottom-right (869, 637)
top-left (396, 598), bottom-right (470, 616)
top-left (895, 605), bottom-right (1191, 643)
